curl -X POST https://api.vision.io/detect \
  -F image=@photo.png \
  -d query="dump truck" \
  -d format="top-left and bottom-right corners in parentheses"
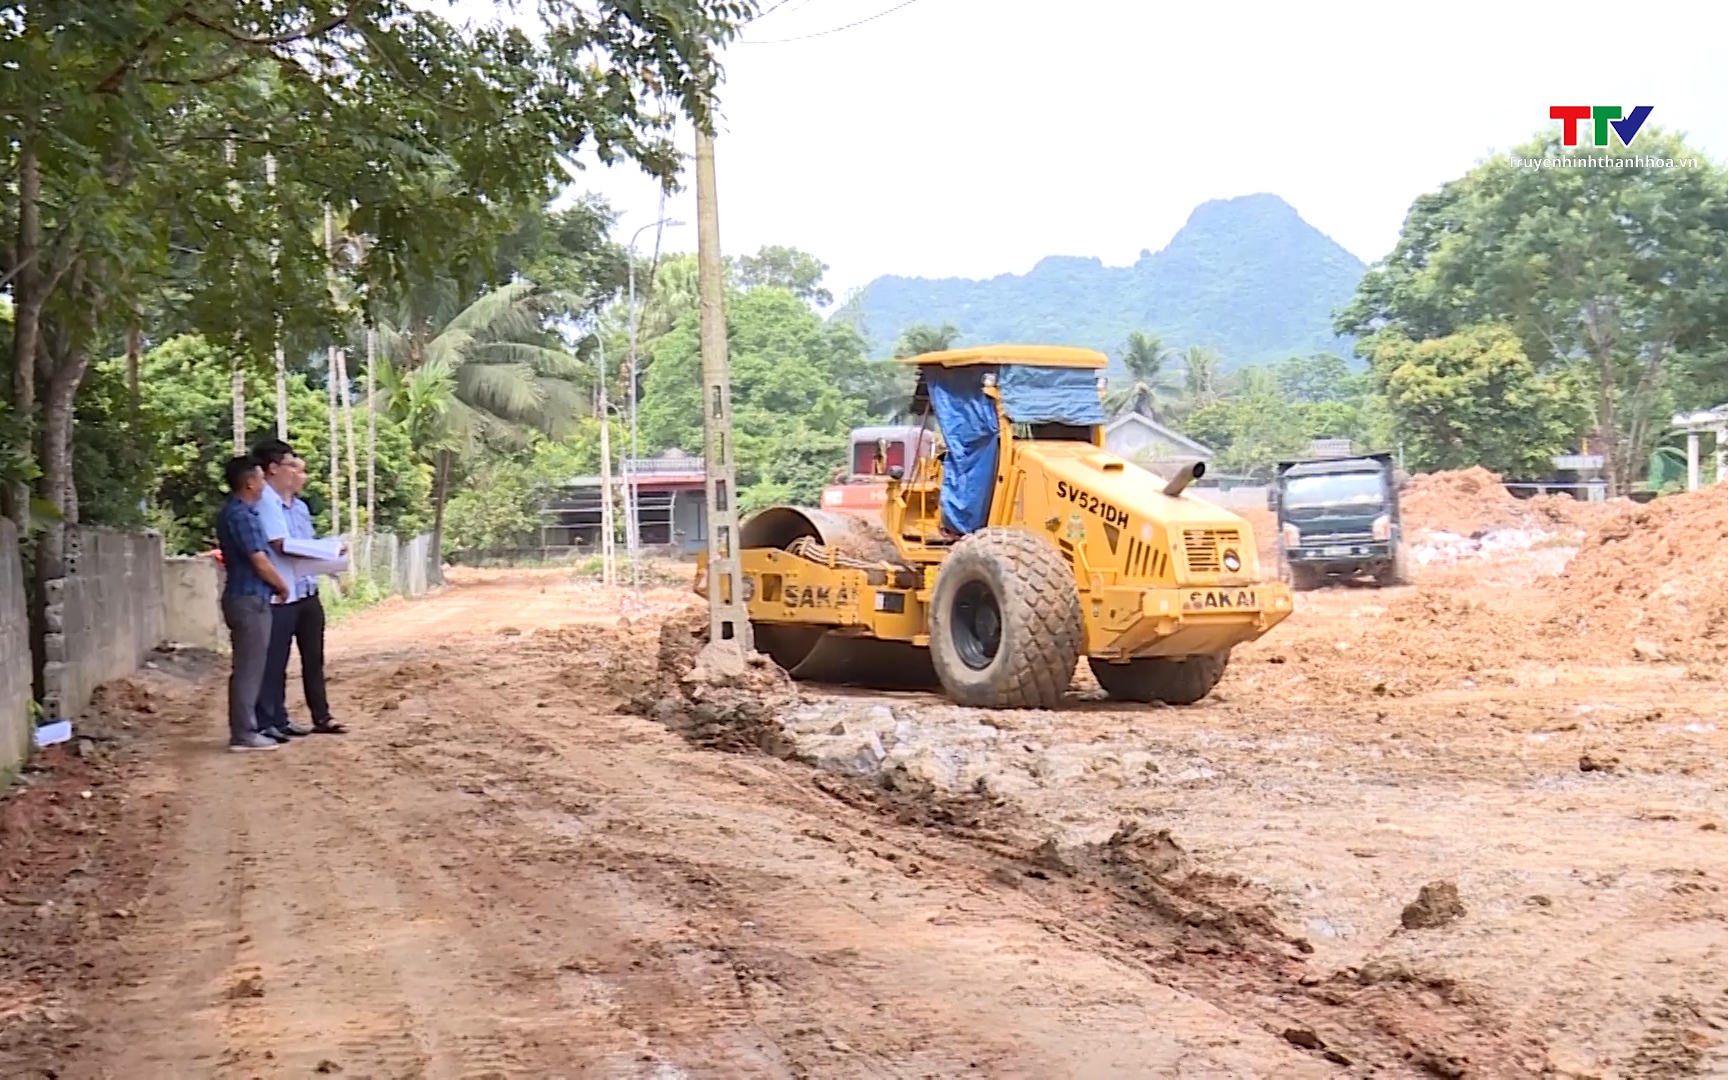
top-left (699, 344), bottom-right (1293, 709)
top-left (1270, 450), bottom-right (1409, 589)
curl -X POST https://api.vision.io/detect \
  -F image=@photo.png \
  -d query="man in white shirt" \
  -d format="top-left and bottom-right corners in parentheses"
top-left (282, 452), bottom-right (346, 734)
top-left (252, 439), bottom-right (314, 741)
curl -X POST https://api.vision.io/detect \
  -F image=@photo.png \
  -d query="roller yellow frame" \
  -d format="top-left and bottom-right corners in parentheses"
top-left (696, 344), bottom-right (1294, 708)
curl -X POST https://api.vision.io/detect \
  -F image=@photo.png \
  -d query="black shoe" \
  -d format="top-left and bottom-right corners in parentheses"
top-left (258, 727), bottom-right (292, 743)
top-left (311, 720), bottom-right (348, 735)
top-left (280, 723), bottom-right (312, 738)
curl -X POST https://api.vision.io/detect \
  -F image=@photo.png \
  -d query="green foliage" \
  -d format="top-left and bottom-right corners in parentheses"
top-left (855, 194), bottom-right (1365, 364)
top-left (130, 335), bottom-right (429, 552)
top-left (892, 323), bottom-right (959, 359)
top-left (1176, 346), bottom-right (1225, 414)
top-left (497, 198), bottom-right (629, 315)
top-left (323, 576), bottom-right (387, 627)
top-left (634, 254), bottom-right (702, 347)
top-left (376, 280), bottom-right (587, 454)
top-left (1179, 354), bottom-right (1390, 476)
top-left (640, 288), bottom-right (870, 510)
top-left (71, 361), bottom-right (164, 530)
top-left (735, 246), bottom-right (833, 306)
top-left (1, 0), bottom-right (758, 356)
top-left (441, 461), bottom-right (544, 553)
top-left (0, 0), bottom-right (754, 556)
top-left (0, 400), bottom-right (36, 493)
top-left (1338, 127), bottom-right (1728, 489)
top-left (440, 428), bottom-right (604, 554)
top-left (1367, 326), bottom-right (1588, 476)
top-left (1108, 331), bottom-right (1177, 418)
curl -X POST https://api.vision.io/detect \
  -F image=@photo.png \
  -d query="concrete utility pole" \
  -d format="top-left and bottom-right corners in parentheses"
top-left (324, 206), bottom-right (342, 536)
top-left (694, 128), bottom-right (751, 660)
top-left (266, 151), bottom-right (288, 438)
top-left (366, 327), bottom-right (377, 535)
top-left (227, 139), bottom-right (246, 453)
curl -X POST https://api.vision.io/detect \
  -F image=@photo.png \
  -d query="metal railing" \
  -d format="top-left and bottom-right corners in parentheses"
top-left (623, 455), bottom-right (705, 477)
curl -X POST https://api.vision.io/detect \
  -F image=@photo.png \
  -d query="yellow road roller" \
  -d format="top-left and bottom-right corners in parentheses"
top-left (697, 344), bottom-right (1293, 708)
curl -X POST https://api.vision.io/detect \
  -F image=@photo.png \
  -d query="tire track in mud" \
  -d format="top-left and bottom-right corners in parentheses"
top-left (338, 649), bottom-right (1027, 1077)
top-left (334, 638), bottom-right (1318, 1077)
top-left (793, 764), bottom-right (1545, 1078)
top-left (620, 620), bottom-right (1547, 1078)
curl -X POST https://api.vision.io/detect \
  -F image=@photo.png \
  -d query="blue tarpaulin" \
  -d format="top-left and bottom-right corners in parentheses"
top-left (997, 365), bottom-right (1107, 426)
top-left (924, 366), bottom-right (999, 535)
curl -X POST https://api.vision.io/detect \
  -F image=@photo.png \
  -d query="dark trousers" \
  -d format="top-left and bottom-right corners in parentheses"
top-left (259, 593), bottom-right (331, 730)
top-left (221, 595), bottom-right (272, 743)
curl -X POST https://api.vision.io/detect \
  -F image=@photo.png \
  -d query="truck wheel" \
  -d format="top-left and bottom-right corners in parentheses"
top-left (929, 528), bottom-right (1082, 709)
top-left (1088, 651), bottom-right (1230, 706)
top-left (1288, 563), bottom-right (1322, 591)
top-left (1377, 542), bottom-right (1412, 587)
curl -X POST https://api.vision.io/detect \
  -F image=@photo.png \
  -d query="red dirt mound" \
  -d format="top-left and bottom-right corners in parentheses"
top-left (1401, 467), bottom-right (1523, 536)
top-left (1542, 483), bottom-right (1728, 660)
top-left (1400, 467), bottom-right (1624, 538)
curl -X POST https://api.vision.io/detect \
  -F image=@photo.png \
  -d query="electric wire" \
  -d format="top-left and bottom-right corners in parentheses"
top-left (738, 0), bottom-right (924, 44)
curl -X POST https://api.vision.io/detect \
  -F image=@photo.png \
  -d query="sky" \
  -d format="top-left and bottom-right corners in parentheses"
top-left (449, 0), bottom-right (1728, 301)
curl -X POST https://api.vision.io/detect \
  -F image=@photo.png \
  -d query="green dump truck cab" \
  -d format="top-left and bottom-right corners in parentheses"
top-left (1270, 451), bottom-right (1409, 590)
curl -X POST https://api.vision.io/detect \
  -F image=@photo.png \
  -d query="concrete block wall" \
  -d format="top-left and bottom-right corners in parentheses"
top-left (40, 527), bottom-right (167, 723)
top-left (163, 555), bottom-right (226, 650)
top-left (0, 520), bottom-right (31, 777)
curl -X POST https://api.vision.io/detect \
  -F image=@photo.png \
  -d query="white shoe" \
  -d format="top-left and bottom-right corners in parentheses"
top-left (229, 733), bottom-right (281, 752)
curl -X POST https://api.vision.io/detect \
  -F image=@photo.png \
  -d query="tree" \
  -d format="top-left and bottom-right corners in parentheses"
top-left (1179, 345), bottom-right (1224, 412)
top-left (1276, 353), bottom-right (1359, 405)
top-left (0, 0), bottom-right (759, 670)
top-left (497, 198), bottom-right (629, 320)
top-left (374, 281), bottom-right (585, 554)
top-left (94, 335), bottom-right (428, 553)
top-left (1175, 353), bottom-right (1393, 475)
top-left (1182, 367), bottom-right (1311, 475)
top-left (893, 323), bottom-right (960, 359)
top-left (735, 246), bottom-right (833, 306)
top-left (1108, 330), bottom-right (1177, 418)
top-left (1337, 126), bottom-right (1728, 492)
top-left (1368, 325), bottom-right (1588, 477)
top-left (640, 287), bottom-right (868, 509)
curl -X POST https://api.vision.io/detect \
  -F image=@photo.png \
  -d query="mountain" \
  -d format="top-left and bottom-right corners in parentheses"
top-left (845, 194), bottom-right (1367, 367)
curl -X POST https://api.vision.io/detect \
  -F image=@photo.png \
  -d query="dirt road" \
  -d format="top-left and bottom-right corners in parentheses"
top-left (0, 572), bottom-right (1334, 1079)
top-left (3, 543), bottom-right (1726, 1078)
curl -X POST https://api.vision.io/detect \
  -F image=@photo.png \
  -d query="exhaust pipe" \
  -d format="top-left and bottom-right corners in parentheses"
top-left (1162, 460), bottom-right (1205, 498)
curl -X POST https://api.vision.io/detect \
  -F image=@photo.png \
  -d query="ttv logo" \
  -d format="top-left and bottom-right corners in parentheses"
top-left (1548, 105), bottom-right (1653, 147)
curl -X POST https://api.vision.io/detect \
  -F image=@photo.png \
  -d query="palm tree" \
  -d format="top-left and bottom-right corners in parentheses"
top-left (893, 323), bottom-right (960, 359)
top-left (1178, 345), bottom-right (1224, 413)
top-left (375, 279), bottom-right (586, 554)
top-left (1107, 330), bottom-right (1177, 419)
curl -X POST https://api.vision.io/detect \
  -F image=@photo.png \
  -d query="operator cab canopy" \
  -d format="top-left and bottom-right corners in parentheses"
top-left (902, 345), bottom-right (1110, 535)
top-left (905, 344), bottom-right (1108, 371)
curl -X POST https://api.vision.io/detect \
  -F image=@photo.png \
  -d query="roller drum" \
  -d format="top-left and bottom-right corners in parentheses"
top-left (741, 506), bottom-right (939, 692)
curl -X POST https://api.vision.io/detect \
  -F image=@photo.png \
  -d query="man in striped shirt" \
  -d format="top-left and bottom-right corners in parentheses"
top-left (253, 439), bottom-right (347, 738)
top-left (283, 452), bottom-right (345, 734)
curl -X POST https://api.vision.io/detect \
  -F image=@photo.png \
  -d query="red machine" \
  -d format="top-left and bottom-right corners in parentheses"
top-left (819, 425), bottom-right (936, 518)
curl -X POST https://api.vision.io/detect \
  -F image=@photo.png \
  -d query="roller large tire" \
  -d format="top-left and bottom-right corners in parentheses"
top-left (1088, 651), bottom-right (1230, 706)
top-left (928, 528), bottom-right (1082, 709)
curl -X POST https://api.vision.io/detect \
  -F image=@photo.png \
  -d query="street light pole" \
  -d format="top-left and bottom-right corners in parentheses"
top-left (625, 216), bottom-right (683, 594)
top-left (596, 332), bottom-right (616, 587)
